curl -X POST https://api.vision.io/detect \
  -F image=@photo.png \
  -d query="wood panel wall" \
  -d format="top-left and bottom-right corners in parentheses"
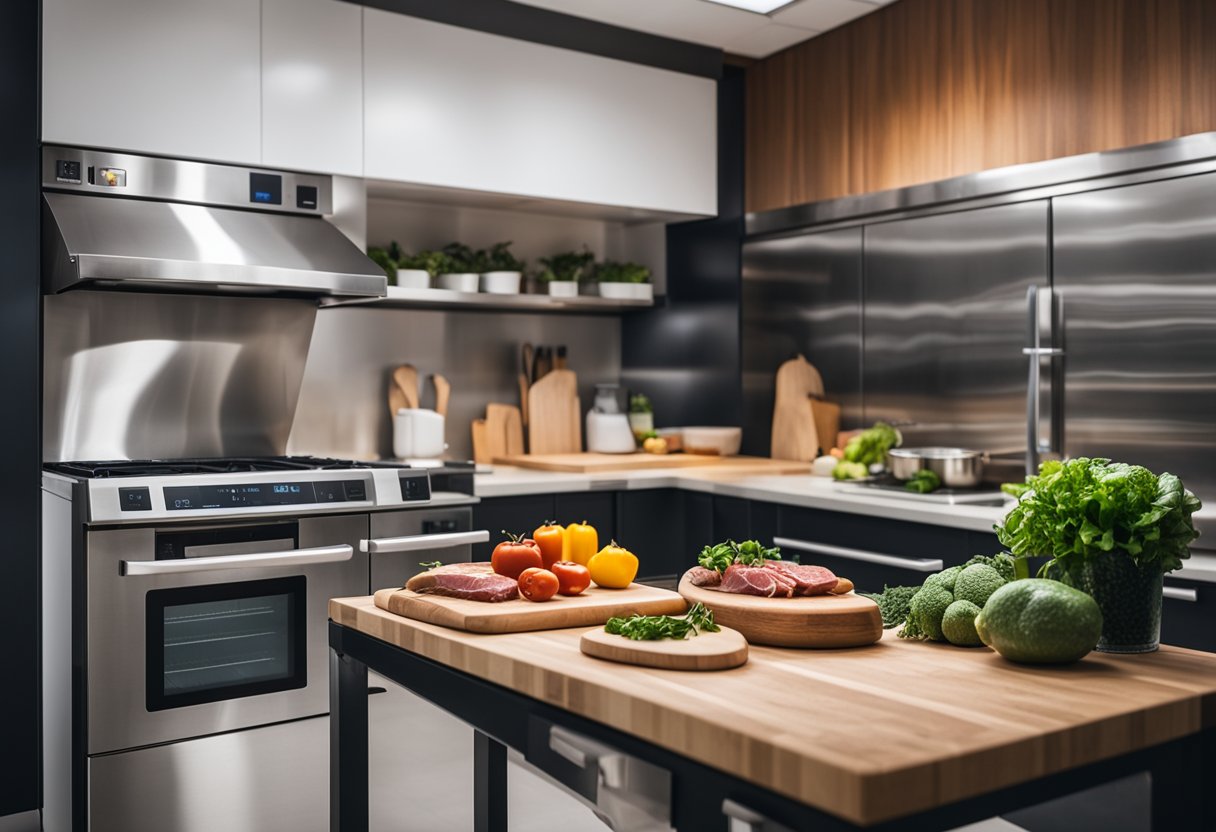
top-left (745, 0), bottom-right (1216, 213)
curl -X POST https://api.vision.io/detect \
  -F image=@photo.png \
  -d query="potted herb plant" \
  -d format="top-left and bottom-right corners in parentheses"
top-left (436, 242), bottom-right (480, 293)
top-left (537, 248), bottom-right (595, 298)
top-left (366, 246), bottom-right (396, 282)
top-left (479, 241), bottom-right (525, 294)
top-left (593, 260), bottom-right (652, 301)
top-left (628, 393), bottom-right (654, 438)
top-left (997, 457), bottom-right (1202, 653)
top-left (396, 249), bottom-right (446, 290)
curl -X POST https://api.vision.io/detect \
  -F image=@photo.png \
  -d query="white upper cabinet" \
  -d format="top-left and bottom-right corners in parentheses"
top-left (363, 10), bottom-right (717, 217)
top-left (262, 0), bottom-right (363, 176)
top-left (43, 0), bottom-right (262, 164)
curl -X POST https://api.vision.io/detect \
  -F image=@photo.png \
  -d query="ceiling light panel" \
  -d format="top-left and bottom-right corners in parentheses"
top-left (703, 0), bottom-right (798, 15)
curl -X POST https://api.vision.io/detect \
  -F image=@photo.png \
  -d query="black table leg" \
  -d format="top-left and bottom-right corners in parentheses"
top-left (474, 730), bottom-right (508, 832)
top-left (1150, 728), bottom-right (1213, 831)
top-left (331, 647), bottom-right (369, 832)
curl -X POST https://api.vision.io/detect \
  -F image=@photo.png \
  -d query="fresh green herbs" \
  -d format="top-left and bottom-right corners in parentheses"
top-left (904, 469), bottom-right (942, 494)
top-left (418, 561), bottom-right (443, 570)
top-left (697, 539), bottom-right (783, 573)
top-left (997, 458), bottom-right (1202, 575)
top-left (604, 602), bottom-right (719, 641)
top-left (860, 585), bottom-right (921, 628)
top-left (842, 422), bottom-right (901, 467)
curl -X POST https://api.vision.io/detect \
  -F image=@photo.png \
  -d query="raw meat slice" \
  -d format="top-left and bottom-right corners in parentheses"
top-left (406, 562), bottom-right (520, 602)
top-left (762, 561), bottom-right (838, 596)
top-left (685, 566), bottom-right (722, 587)
top-left (719, 564), bottom-right (797, 598)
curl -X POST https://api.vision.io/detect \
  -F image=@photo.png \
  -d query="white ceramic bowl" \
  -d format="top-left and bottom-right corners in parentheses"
top-left (395, 269), bottom-right (431, 289)
top-left (437, 272), bottom-right (480, 292)
top-left (480, 271), bottom-right (522, 294)
top-left (682, 426), bottom-right (742, 456)
top-left (547, 280), bottom-right (579, 298)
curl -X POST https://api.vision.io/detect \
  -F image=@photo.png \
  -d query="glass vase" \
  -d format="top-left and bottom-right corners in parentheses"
top-left (1071, 553), bottom-right (1163, 653)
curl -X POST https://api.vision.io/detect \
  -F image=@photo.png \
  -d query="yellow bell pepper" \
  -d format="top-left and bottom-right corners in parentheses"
top-left (588, 541), bottom-right (639, 589)
top-left (564, 521), bottom-right (598, 566)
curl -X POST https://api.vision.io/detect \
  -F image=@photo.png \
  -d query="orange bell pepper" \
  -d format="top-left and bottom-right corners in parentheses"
top-left (532, 521), bottom-right (565, 569)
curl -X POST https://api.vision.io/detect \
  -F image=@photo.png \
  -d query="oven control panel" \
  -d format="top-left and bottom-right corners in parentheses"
top-left (162, 480), bottom-right (368, 511)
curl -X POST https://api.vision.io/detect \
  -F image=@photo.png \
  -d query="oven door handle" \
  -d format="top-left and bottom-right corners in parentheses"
top-left (121, 544), bottom-right (354, 576)
top-left (360, 530), bottom-right (490, 554)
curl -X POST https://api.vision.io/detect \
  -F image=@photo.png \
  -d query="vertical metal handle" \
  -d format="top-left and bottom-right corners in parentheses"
top-left (1023, 285), bottom-right (1063, 476)
top-left (721, 799), bottom-right (795, 832)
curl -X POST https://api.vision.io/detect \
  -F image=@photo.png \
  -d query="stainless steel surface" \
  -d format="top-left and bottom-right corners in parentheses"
top-left (87, 715), bottom-right (329, 832)
top-left (43, 145), bottom-right (333, 214)
top-left (773, 537), bottom-right (944, 572)
top-left (741, 228), bottom-right (862, 456)
top-left (888, 447), bottom-right (986, 488)
top-left (834, 480), bottom-right (1010, 506)
top-left (360, 529), bottom-right (488, 554)
top-left (1023, 285), bottom-right (1065, 475)
top-left (325, 284), bottom-right (652, 312)
top-left (44, 291), bottom-right (317, 462)
top-left (1163, 586), bottom-right (1199, 603)
top-left (547, 725), bottom-right (674, 832)
top-left (41, 484), bottom-right (73, 832)
top-left (42, 192), bottom-right (385, 297)
top-left (1053, 172), bottom-right (1216, 504)
top-left (86, 513), bottom-right (367, 754)
top-left (746, 131), bottom-right (1216, 237)
top-left (368, 507), bottom-right (475, 591)
top-left (0, 811), bottom-right (40, 832)
top-left (120, 543), bottom-right (353, 576)
top-left (722, 798), bottom-right (795, 832)
top-left (863, 201), bottom-right (1049, 455)
top-left (289, 305), bottom-right (620, 461)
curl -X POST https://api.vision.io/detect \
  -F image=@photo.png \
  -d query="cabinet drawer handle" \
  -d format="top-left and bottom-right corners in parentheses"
top-left (1163, 586), bottom-right (1199, 603)
top-left (721, 798), bottom-right (795, 832)
top-left (773, 537), bottom-right (944, 572)
top-left (360, 530), bottom-right (489, 554)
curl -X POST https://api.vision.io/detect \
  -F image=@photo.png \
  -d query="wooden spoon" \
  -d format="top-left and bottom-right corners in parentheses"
top-left (392, 365), bottom-right (419, 410)
top-left (431, 373), bottom-right (451, 417)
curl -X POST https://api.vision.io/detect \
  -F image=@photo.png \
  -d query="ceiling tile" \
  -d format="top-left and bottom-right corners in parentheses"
top-left (511, 0), bottom-right (770, 49)
top-left (723, 22), bottom-right (820, 58)
top-left (771, 0), bottom-right (877, 32)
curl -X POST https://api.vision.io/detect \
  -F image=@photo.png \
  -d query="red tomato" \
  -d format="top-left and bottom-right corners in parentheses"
top-left (550, 561), bottom-right (591, 596)
top-left (491, 533), bottom-right (543, 580)
top-left (518, 567), bottom-right (559, 602)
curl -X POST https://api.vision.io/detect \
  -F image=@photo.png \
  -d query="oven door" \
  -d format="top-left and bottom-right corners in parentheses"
top-left (86, 513), bottom-right (367, 755)
top-left (364, 506), bottom-right (488, 592)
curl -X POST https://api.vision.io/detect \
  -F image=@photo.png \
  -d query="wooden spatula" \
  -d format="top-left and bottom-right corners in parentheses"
top-left (392, 364), bottom-right (419, 410)
top-left (431, 373), bottom-right (451, 418)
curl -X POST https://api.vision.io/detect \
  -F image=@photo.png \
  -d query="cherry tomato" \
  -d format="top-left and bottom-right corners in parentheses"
top-left (518, 567), bottom-right (559, 602)
top-left (491, 532), bottom-right (543, 580)
top-left (550, 561), bottom-right (591, 596)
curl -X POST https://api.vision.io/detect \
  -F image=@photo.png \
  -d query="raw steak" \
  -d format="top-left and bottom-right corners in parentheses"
top-left (762, 561), bottom-right (838, 596)
top-left (719, 563), bottom-right (798, 598)
top-left (405, 562), bottom-right (519, 602)
top-left (685, 566), bottom-right (722, 587)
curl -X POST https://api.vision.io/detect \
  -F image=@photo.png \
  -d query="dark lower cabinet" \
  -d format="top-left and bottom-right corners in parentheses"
top-left (555, 492), bottom-right (616, 545)
top-left (616, 489), bottom-right (687, 580)
top-left (471, 494), bottom-right (555, 560)
top-left (1161, 576), bottom-right (1215, 653)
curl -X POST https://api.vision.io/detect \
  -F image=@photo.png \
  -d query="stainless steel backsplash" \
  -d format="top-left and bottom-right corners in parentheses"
top-left (287, 307), bottom-right (621, 461)
top-left (43, 291), bottom-right (317, 462)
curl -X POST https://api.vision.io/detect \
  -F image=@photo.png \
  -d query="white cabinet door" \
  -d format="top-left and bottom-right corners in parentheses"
top-left (43, 0), bottom-right (261, 164)
top-left (363, 10), bottom-right (716, 217)
top-left (262, 0), bottom-right (363, 176)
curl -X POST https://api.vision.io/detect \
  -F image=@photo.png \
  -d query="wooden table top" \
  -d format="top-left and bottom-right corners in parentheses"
top-left (330, 595), bottom-right (1216, 826)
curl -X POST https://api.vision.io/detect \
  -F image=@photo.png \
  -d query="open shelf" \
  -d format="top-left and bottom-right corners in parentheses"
top-left (322, 285), bottom-right (655, 314)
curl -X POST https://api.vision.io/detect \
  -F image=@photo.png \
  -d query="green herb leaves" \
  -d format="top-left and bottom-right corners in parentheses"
top-left (997, 458), bottom-right (1202, 575)
top-left (696, 539), bottom-right (782, 573)
top-left (604, 602), bottom-right (720, 641)
top-left (904, 469), bottom-right (942, 494)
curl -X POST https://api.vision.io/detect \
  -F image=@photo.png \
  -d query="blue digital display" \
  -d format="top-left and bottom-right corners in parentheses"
top-left (253, 190), bottom-right (274, 203)
top-left (249, 172), bottom-right (282, 206)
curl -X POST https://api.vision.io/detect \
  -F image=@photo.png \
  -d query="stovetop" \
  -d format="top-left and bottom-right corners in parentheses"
top-left (835, 477), bottom-right (1010, 506)
top-left (45, 456), bottom-right (475, 479)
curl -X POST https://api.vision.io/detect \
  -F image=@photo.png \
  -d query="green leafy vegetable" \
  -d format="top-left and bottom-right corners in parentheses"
top-left (996, 458), bottom-right (1202, 575)
top-left (843, 422), bottom-right (902, 467)
top-left (604, 602), bottom-right (719, 641)
top-left (860, 585), bottom-right (920, 628)
top-left (831, 460), bottom-right (869, 481)
top-left (696, 539), bottom-right (782, 573)
top-left (904, 469), bottom-right (942, 494)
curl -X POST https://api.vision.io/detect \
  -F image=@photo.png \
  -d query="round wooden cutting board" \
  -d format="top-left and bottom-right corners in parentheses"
top-left (678, 575), bottom-right (883, 648)
top-left (580, 625), bottom-right (749, 671)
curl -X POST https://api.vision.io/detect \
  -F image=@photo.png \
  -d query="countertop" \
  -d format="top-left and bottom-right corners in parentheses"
top-left (331, 594), bottom-right (1216, 827)
top-left (474, 463), bottom-right (1216, 582)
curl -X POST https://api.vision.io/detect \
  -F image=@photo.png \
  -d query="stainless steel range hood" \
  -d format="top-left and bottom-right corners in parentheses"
top-left (41, 147), bottom-right (387, 299)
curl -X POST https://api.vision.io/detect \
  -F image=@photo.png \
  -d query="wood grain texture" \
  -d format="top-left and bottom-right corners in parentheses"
top-left (746, 0), bottom-right (1216, 212)
top-left (372, 582), bottom-right (687, 634)
top-left (580, 625), bottom-right (749, 671)
top-left (771, 355), bottom-right (823, 461)
top-left (491, 453), bottom-right (813, 474)
top-left (527, 369), bottom-right (581, 454)
top-left (678, 575), bottom-right (882, 648)
top-left (332, 594), bottom-right (1216, 825)
top-left (809, 399), bottom-right (841, 455)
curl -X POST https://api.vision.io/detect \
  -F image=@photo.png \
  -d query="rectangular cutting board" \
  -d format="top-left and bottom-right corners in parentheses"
top-left (373, 582), bottom-right (688, 634)
top-left (492, 453), bottom-right (811, 474)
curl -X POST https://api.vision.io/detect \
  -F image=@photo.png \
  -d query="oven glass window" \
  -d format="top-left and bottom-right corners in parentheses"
top-left (146, 576), bottom-right (307, 711)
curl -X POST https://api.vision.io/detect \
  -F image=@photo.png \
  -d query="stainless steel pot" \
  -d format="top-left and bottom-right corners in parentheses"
top-left (888, 447), bottom-right (987, 488)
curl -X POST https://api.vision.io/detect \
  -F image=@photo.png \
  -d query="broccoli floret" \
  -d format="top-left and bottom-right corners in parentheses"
top-left (906, 583), bottom-right (953, 641)
top-left (941, 600), bottom-right (984, 647)
top-left (925, 565), bottom-right (964, 593)
top-left (954, 564), bottom-right (1006, 607)
top-left (860, 585), bottom-right (920, 628)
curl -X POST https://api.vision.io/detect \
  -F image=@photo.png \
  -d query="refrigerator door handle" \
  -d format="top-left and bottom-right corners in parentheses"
top-left (1023, 285), bottom-right (1063, 476)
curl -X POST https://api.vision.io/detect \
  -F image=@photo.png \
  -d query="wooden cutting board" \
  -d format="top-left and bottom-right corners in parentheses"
top-left (580, 625), bottom-right (748, 671)
top-left (809, 398), bottom-right (841, 455)
top-left (527, 369), bottom-right (581, 454)
top-left (678, 574), bottom-right (882, 648)
top-left (771, 355), bottom-right (823, 461)
top-left (485, 403), bottom-right (525, 458)
top-left (374, 582), bottom-right (687, 634)
top-left (491, 453), bottom-right (812, 474)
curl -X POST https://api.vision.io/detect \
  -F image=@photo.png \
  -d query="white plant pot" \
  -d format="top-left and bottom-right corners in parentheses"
top-left (547, 280), bottom-right (579, 298)
top-left (480, 271), bottom-right (522, 294)
top-left (597, 282), bottom-right (653, 301)
top-left (437, 272), bottom-right (480, 292)
top-left (395, 269), bottom-right (431, 289)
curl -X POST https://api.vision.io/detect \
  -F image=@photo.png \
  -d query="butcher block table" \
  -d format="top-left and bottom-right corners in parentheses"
top-left (329, 596), bottom-right (1216, 831)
